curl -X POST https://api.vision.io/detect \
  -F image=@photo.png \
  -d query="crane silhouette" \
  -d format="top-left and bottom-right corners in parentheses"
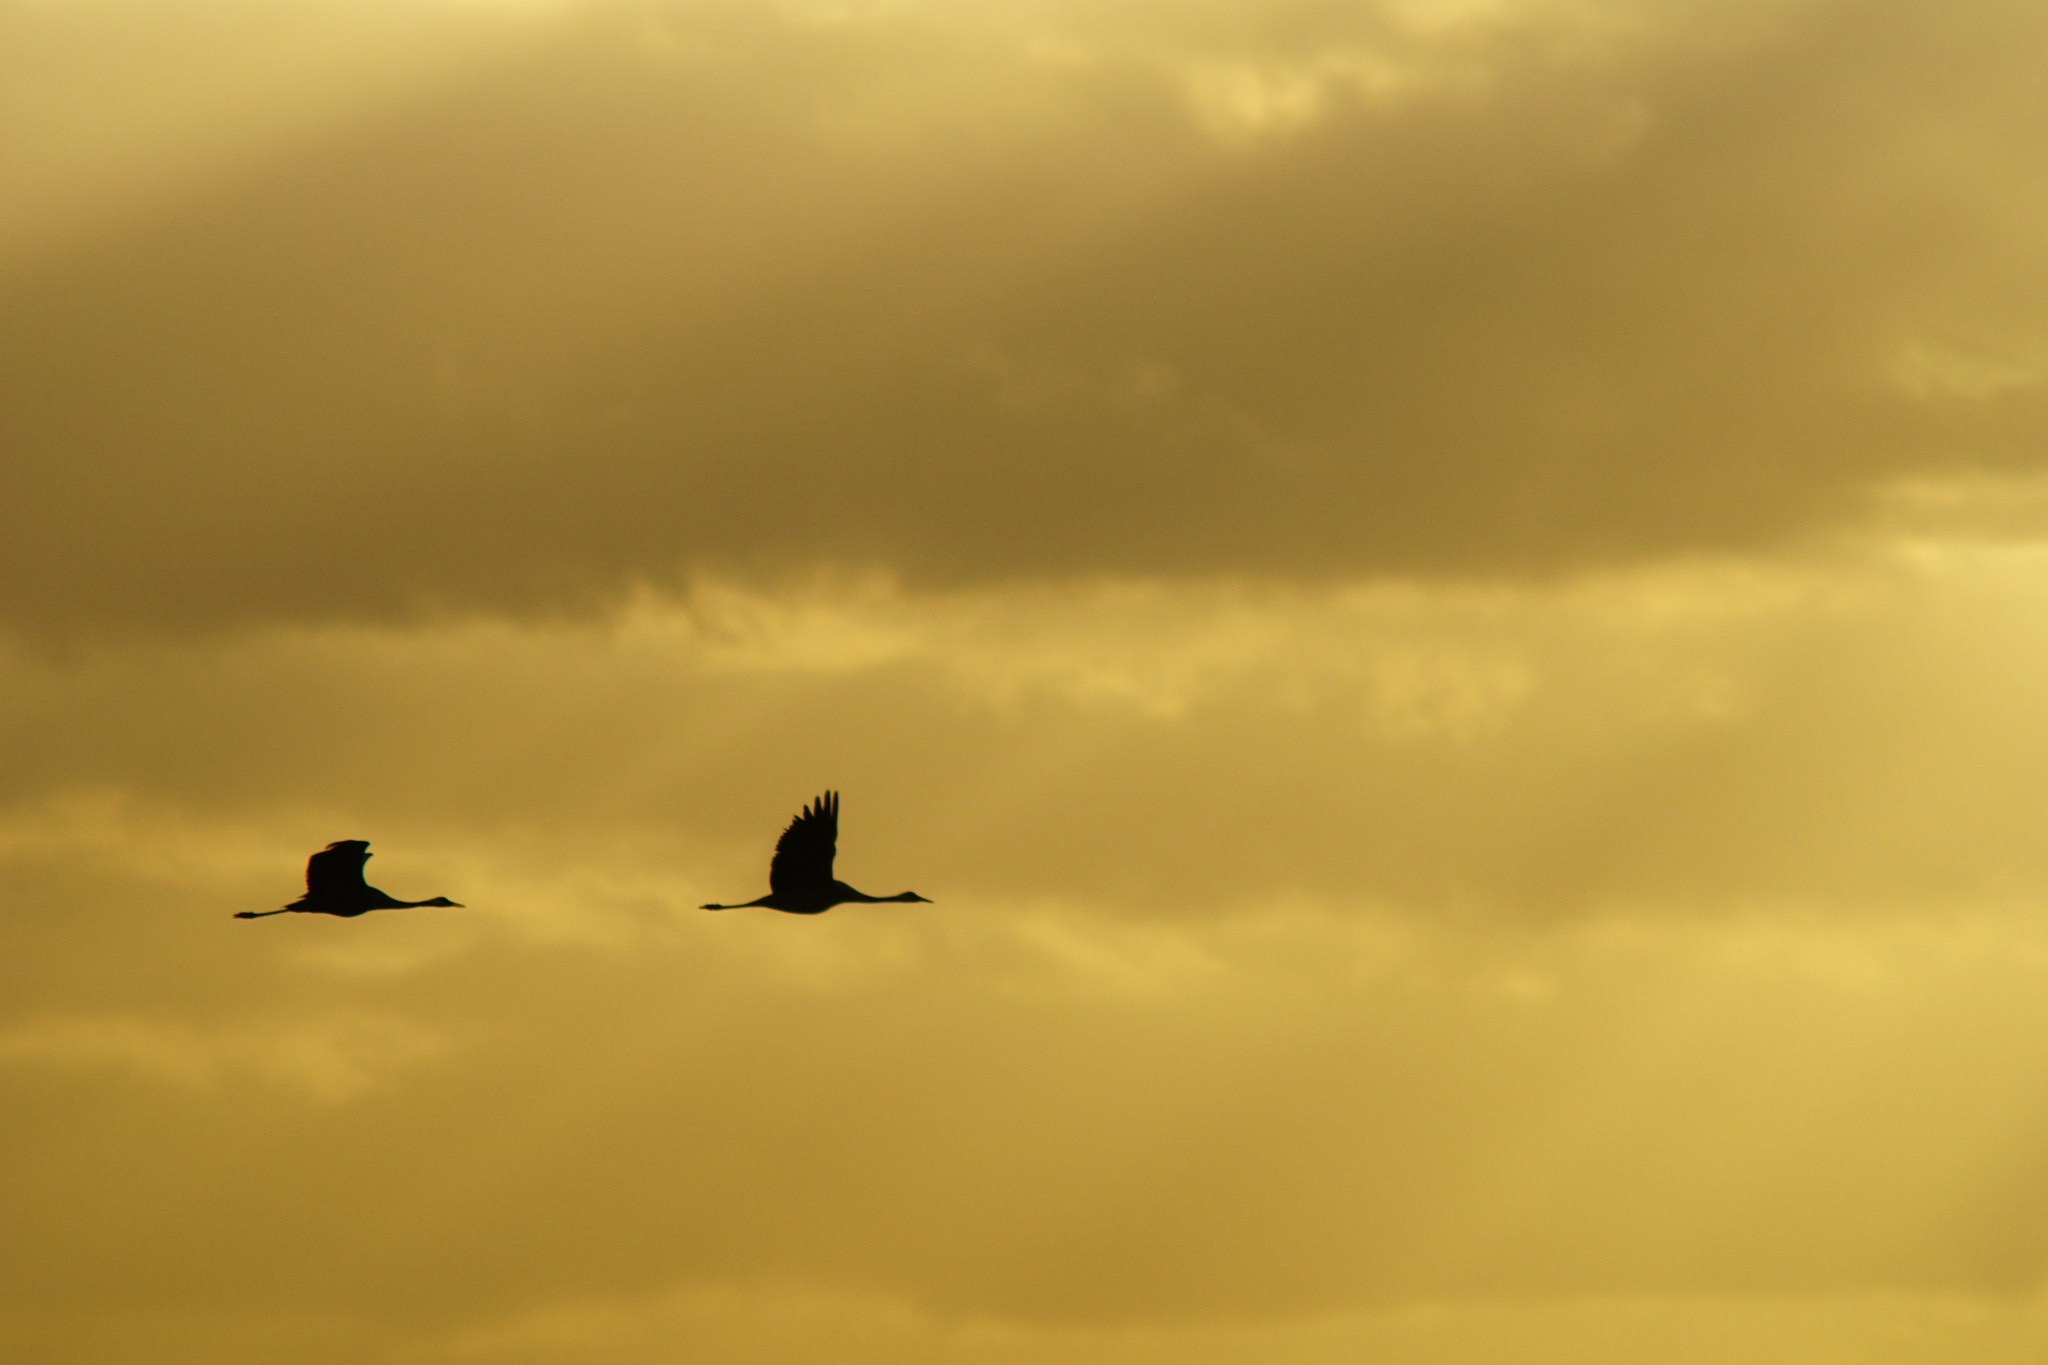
top-left (234, 840), bottom-right (463, 919)
top-left (701, 791), bottom-right (931, 913)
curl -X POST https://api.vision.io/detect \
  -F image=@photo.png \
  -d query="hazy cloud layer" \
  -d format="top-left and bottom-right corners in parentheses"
top-left (10, 0), bottom-right (2048, 632)
top-left (4, 542), bottom-right (2043, 917)
top-left (11, 5), bottom-right (2048, 1360)
top-left (9, 816), bottom-right (2048, 1352)
top-left (10, 1290), bottom-right (2048, 1365)
top-left (8, 545), bottom-right (2048, 1359)
top-left (0, 1010), bottom-right (452, 1101)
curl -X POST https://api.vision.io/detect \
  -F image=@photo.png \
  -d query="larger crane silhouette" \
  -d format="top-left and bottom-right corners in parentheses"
top-left (702, 791), bottom-right (931, 913)
top-left (234, 840), bottom-right (463, 919)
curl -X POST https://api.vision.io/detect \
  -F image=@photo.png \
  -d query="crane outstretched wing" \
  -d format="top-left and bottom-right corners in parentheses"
top-left (768, 792), bottom-right (837, 896)
top-left (305, 840), bottom-right (371, 898)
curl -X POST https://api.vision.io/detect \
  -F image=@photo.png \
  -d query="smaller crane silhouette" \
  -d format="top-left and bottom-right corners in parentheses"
top-left (702, 791), bottom-right (931, 913)
top-left (235, 841), bottom-right (463, 919)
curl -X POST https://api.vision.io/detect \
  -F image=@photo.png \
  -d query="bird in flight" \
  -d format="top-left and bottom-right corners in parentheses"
top-left (702, 791), bottom-right (931, 913)
top-left (234, 840), bottom-right (463, 919)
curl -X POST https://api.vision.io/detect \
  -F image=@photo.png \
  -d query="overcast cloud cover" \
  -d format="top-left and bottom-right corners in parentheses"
top-left (10, 2), bottom-right (2048, 1362)
top-left (8, 0), bottom-right (2048, 630)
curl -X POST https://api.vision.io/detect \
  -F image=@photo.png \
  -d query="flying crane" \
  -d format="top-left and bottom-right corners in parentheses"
top-left (235, 841), bottom-right (463, 919)
top-left (702, 791), bottom-right (930, 913)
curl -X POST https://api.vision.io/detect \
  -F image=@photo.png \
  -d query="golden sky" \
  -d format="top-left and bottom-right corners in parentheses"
top-left (8, 1), bottom-right (2048, 1361)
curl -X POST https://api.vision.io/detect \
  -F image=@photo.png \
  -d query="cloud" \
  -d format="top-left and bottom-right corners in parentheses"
top-left (0, 1011), bottom-right (454, 1103)
top-left (2, 539), bottom-right (2043, 919)
top-left (9, 543), bottom-right (2048, 1344)
top-left (8, 0), bottom-right (2048, 633)
top-left (11, 1286), bottom-right (2048, 1365)
top-left (11, 890), bottom-right (2048, 1332)
top-left (32, 527), bottom-right (2048, 923)
top-left (0, 0), bottom-right (559, 266)
top-left (4, 544), bottom-right (2048, 1334)
top-left (412, 1285), bottom-right (2048, 1365)
top-left (12, 10), bottom-right (2048, 1337)
top-left (409, 1282), bottom-right (2048, 1365)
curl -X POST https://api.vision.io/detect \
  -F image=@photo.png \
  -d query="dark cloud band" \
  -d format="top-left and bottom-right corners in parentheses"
top-left (6, 0), bottom-right (2047, 635)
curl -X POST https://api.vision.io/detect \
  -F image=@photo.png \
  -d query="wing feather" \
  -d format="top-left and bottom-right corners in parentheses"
top-left (305, 841), bottom-right (370, 899)
top-left (768, 793), bottom-right (837, 896)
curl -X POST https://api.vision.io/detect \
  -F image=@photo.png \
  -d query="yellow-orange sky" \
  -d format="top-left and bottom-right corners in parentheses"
top-left (9, 2), bottom-right (2048, 1361)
